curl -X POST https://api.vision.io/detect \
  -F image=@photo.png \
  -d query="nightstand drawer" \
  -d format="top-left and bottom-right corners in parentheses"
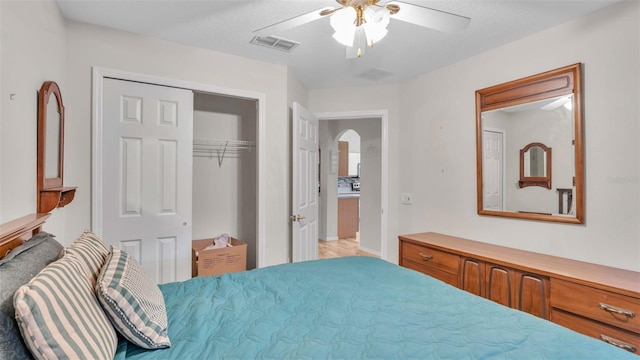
top-left (402, 242), bottom-right (460, 275)
top-left (552, 309), bottom-right (638, 354)
top-left (551, 279), bottom-right (640, 334)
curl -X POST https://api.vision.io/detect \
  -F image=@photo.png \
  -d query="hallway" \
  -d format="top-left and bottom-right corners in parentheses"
top-left (318, 234), bottom-right (378, 259)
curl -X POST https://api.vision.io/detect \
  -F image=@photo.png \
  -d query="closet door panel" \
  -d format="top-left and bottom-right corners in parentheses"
top-left (101, 78), bottom-right (193, 284)
top-left (158, 140), bottom-right (178, 214)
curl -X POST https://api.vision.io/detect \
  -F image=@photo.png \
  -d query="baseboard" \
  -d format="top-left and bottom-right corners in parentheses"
top-left (320, 236), bottom-right (339, 241)
top-left (359, 245), bottom-right (380, 256)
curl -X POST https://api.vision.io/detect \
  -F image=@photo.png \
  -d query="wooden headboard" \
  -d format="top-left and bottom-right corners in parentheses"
top-left (0, 213), bottom-right (50, 259)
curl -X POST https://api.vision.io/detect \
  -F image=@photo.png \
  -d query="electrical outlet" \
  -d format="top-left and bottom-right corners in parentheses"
top-left (400, 193), bottom-right (413, 205)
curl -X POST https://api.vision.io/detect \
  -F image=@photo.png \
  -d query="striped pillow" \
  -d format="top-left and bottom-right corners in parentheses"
top-left (65, 230), bottom-right (110, 285)
top-left (13, 253), bottom-right (117, 359)
top-left (96, 247), bottom-right (171, 349)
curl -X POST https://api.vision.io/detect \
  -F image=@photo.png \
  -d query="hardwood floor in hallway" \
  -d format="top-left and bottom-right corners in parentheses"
top-left (318, 233), bottom-right (379, 259)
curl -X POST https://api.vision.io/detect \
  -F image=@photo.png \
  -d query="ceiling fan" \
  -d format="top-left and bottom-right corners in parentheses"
top-left (254, 0), bottom-right (471, 58)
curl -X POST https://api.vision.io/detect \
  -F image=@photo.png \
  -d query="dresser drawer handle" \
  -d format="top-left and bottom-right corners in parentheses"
top-left (600, 334), bottom-right (637, 353)
top-left (419, 252), bottom-right (434, 261)
top-left (598, 303), bottom-right (636, 318)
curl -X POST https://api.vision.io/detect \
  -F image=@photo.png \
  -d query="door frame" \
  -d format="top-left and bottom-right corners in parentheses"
top-left (91, 67), bottom-right (267, 268)
top-left (314, 109), bottom-right (389, 261)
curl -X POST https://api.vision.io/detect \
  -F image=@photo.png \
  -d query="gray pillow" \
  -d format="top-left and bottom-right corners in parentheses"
top-left (0, 232), bottom-right (62, 360)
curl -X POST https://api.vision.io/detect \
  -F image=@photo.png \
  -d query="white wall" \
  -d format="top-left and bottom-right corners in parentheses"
top-left (0, 0), bottom-right (68, 239)
top-left (396, 1), bottom-right (639, 271)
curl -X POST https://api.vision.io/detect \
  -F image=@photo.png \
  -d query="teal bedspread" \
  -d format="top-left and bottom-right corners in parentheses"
top-left (114, 257), bottom-right (636, 359)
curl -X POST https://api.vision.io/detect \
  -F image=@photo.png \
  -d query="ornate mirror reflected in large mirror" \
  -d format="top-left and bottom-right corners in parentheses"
top-left (475, 64), bottom-right (584, 224)
top-left (519, 142), bottom-right (551, 189)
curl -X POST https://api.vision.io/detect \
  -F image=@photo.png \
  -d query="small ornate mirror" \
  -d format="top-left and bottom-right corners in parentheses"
top-left (476, 64), bottom-right (584, 224)
top-left (44, 87), bottom-right (62, 181)
top-left (37, 81), bottom-right (76, 213)
top-left (519, 142), bottom-right (551, 189)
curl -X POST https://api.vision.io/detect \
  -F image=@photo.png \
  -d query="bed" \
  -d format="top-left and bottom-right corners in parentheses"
top-left (1, 215), bottom-right (637, 359)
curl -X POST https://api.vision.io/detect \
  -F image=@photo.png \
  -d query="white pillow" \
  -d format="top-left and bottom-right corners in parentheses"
top-left (65, 230), bottom-right (110, 285)
top-left (14, 253), bottom-right (117, 359)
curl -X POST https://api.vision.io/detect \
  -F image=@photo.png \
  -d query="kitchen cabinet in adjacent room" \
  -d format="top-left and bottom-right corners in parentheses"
top-left (337, 197), bottom-right (358, 239)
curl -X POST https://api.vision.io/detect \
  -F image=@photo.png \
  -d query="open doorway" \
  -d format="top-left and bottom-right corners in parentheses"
top-left (316, 115), bottom-right (385, 260)
top-left (192, 93), bottom-right (258, 270)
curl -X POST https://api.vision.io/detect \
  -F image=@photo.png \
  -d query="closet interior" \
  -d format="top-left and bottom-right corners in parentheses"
top-left (192, 92), bottom-right (257, 270)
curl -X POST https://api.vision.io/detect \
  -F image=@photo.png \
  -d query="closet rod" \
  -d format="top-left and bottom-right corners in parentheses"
top-left (193, 138), bottom-right (255, 167)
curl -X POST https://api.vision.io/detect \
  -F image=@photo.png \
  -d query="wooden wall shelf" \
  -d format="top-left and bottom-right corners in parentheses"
top-left (38, 187), bottom-right (77, 213)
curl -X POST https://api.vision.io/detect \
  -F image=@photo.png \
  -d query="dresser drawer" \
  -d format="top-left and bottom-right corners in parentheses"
top-left (403, 259), bottom-right (459, 287)
top-left (552, 308), bottom-right (639, 354)
top-left (551, 279), bottom-right (640, 334)
top-left (401, 242), bottom-right (460, 275)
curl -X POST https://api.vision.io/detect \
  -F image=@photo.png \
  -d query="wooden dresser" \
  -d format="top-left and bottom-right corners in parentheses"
top-left (399, 232), bottom-right (640, 354)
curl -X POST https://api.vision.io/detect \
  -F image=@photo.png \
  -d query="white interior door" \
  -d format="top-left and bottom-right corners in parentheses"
top-left (101, 78), bottom-right (193, 283)
top-left (291, 102), bottom-right (319, 262)
top-left (483, 129), bottom-right (504, 211)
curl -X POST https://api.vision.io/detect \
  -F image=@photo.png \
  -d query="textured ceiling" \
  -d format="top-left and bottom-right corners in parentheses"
top-left (56, 0), bottom-right (620, 89)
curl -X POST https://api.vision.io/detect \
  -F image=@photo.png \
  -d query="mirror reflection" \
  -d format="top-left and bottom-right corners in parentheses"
top-left (482, 95), bottom-right (571, 214)
top-left (476, 63), bottom-right (584, 224)
top-left (524, 145), bottom-right (546, 177)
top-left (45, 94), bottom-right (61, 179)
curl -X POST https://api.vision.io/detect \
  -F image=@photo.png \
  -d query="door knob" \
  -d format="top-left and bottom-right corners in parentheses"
top-left (289, 214), bottom-right (305, 222)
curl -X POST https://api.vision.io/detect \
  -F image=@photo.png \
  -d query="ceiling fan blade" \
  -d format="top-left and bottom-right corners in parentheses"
top-left (320, 7), bottom-right (341, 17)
top-left (385, 1), bottom-right (470, 33)
top-left (253, 7), bottom-right (336, 35)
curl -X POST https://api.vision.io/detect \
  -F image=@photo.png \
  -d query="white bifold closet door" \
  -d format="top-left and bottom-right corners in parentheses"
top-left (101, 78), bottom-right (193, 283)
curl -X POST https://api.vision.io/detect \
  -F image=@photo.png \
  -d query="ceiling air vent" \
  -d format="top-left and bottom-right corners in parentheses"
top-left (356, 68), bottom-right (395, 81)
top-left (250, 35), bottom-right (300, 53)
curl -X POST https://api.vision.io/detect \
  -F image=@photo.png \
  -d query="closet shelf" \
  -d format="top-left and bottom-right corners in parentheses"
top-left (193, 138), bottom-right (255, 166)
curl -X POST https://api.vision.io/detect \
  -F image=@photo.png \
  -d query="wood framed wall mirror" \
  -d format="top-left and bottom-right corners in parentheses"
top-left (475, 63), bottom-right (584, 224)
top-left (37, 81), bottom-right (76, 213)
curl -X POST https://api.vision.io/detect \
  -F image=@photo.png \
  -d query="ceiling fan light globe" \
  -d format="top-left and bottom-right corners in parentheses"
top-left (363, 23), bottom-right (388, 45)
top-left (354, 26), bottom-right (367, 56)
top-left (333, 30), bottom-right (355, 46)
top-left (330, 6), bottom-right (356, 31)
top-left (364, 6), bottom-right (390, 27)
top-left (362, 7), bottom-right (389, 46)
top-left (331, 7), bottom-right (357, 46)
